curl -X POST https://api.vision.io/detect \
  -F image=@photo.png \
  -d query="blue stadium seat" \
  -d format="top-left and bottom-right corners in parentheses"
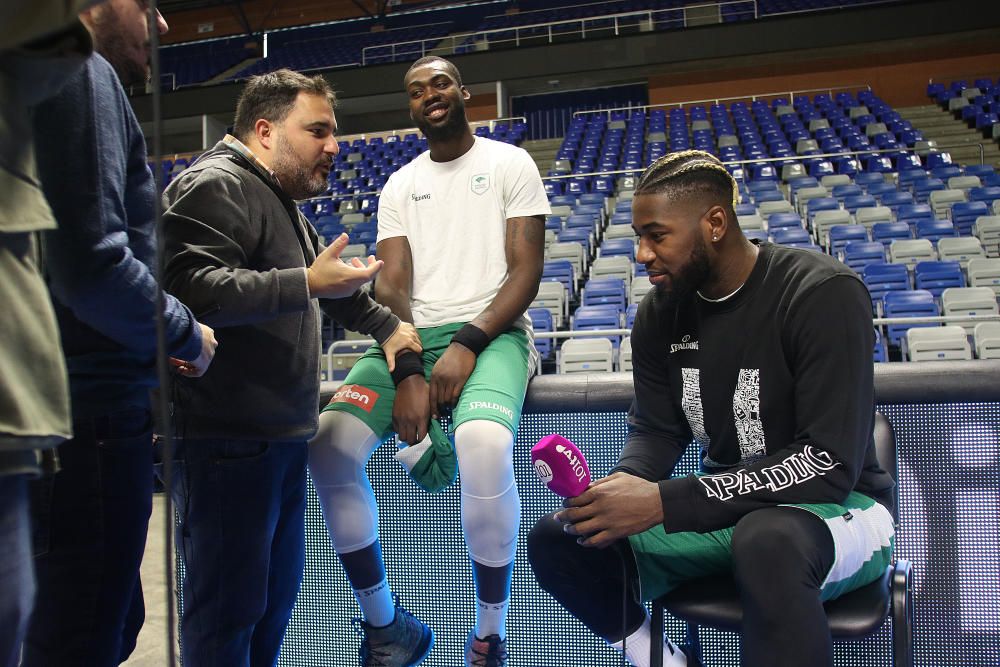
top-left (600, 238), bottom-right (636, 262)
top-left (770, 227), bottom-right (811, 245)
top-left (924, 152), bottom-right (953, 170)
top-left (970, 186), bottom-right (1000, 207)
top-left (829, 224), bottom-right (869, 257)
top-left (542, 260), bottom-right (575, 300)
top-left (558, 227), bottom-right (592, 256)
top-left (578, 193), bottom-right (608, 208)
top-left (806, 197), bottom-right (840, 226)
top-left (951, 201), bottom-right (990, 236)
top-left (565, 213), bottom-right (599, 234)
top-left (844, 194), bottom-right (878, 216)
top-left (572, 305), bottom-right (622, 349)
top-left (625, 303), bottom-right (638, 330)
top-left (872, 222), bottom-right (912, 246)
top-left (528, 308), bottom-right (553, 360)
top-left (766, 212), bottom-right (803, 231)
top-left (873, 327), bottom-right (888, 362)
top-left (855, 172), bottom-right (886, 190)
top-left (896, 204), bottom-right (935, 226)
top-left (550, 194), bottom-right (577, 208)
top-left (832, 184), bottom-right (864, 203)
top-left (914, 260), bottom-right (965, 298)
top-left (914, 219), bottom-right (958, 245)
top-left (883, 289), bottom-right (939, 347)
top-left (581, 278), bottom-right (627, 310)
top-left (912, 177), bottom-right (945, 204)
top-left (864, 262), bottom-right (910, 311)
top-left (843, 241), bottom-right (886, 274)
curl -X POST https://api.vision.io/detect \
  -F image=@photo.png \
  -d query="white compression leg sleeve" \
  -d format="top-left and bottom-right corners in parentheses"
top-left (307, 410), bottom-right (382, 553)
top-left (455, 420), bottom-right (520, 567)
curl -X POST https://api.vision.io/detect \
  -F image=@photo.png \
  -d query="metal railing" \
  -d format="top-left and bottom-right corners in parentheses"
top-left (325, 311), bottom-right (1000, 377)
top-left (361, 0), bottom-right (758, 66)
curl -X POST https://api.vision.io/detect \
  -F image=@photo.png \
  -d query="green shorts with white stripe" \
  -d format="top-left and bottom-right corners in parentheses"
top-left (628, 490), bottom-right (895, 602)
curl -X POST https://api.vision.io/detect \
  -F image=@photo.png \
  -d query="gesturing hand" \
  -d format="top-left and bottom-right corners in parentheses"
top-left (307, 233), bottom-right (383, 299)
top-left (555, 472), bottom-right (665, 549)
top-left (392, 374), bottom-right (431, 446)
top-left (428, 343), bottom-right (476, 419)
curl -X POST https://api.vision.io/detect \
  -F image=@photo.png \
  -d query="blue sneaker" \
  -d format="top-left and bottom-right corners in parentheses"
top-left (354, 602), bottom-right (433, 667)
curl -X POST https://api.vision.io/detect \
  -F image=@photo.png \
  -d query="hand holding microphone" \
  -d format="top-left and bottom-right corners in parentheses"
top-left (532, 434), bottom-right (664, 549)
top-left (531, 434), bottom-right (591, 498)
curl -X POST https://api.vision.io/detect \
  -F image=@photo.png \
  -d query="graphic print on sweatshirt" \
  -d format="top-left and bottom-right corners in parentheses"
top-left (681, 368), bottom-right (710, 447)
top-left (733, 368), bottom-right (766, 463)
top-left (681, 367), bottom-right (767, 464)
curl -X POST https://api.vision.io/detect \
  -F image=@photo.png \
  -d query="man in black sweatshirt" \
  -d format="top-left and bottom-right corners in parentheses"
top-left (158, 69), bottom-right (420, 666)
top-left (528, 150), bottom-right (895, 667)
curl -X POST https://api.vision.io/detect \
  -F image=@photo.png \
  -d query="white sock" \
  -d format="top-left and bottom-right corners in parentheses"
top-left (354, 578), bottom-right (395, 628)
top-left (611, 617), bottom-right (687, 667)
top-left (475, 598), bottom-right (509, 639)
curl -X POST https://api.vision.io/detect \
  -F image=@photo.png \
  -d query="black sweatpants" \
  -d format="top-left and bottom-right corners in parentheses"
top-left (527, 507), bottom-right (836, 667)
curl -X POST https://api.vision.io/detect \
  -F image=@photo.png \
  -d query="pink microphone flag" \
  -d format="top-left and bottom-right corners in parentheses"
top-left (530, 434), bottom-right (591, 498)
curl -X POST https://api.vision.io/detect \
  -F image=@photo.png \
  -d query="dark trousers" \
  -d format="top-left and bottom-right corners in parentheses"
top-left (0, 474), bottom-right (35, 667)
top-left (155, 437), bottom-right (307, 667)
top-left (23, 408), bottom-right (153, 667)
top-left (528, 507), bottom-right (836, 667)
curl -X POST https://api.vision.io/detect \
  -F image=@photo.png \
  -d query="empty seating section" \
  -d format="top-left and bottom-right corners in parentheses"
top-left (159, 0), bottom-right (913, 88)
top-left (537, 87), bottom-right (995, 367)
top-left (929, 78), bottom-right (1000, 144)
top-left (294, 79), bottom-right (1000, 371)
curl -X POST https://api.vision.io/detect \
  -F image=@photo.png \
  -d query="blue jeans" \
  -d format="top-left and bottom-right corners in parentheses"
top-left (0, 474), bottom-right (34, 667)
top-left (23, 408), bottom-right (153, 667)
top-left (155, 437), bottom-right (307, 667)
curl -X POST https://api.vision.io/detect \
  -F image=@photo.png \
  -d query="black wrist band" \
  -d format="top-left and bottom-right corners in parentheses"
top-left (451, 324), bottom-right (490, 356)
top-left (390, 350), bottom-right (424, 386)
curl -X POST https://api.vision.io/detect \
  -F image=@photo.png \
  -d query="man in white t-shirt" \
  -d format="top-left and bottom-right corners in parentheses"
top-left (308, 56), bottom-right (550, 666)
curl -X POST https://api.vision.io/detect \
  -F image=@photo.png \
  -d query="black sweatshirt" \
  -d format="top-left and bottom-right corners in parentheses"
top-left (616, 242), bottom-right (895, 535)
top-left (160, 142), bottom-right (400, 441)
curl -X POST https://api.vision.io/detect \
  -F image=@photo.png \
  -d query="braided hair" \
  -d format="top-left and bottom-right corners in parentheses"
top-left (634, 149), bottom-right (740, 212)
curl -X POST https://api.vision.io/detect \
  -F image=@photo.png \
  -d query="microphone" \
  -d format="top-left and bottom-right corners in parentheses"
top-left (530, 434), bottom-right (591, 498)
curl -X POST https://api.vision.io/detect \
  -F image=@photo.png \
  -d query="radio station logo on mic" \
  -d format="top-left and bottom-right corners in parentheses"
top-left (533, 459), bottom-right (553, 485)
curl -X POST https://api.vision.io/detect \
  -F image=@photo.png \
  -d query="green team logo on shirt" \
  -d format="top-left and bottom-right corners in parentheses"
top-left (471, 173), bottom-right (490, 195)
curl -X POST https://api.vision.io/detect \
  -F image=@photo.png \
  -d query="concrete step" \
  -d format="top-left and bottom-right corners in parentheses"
top-left (899, 104), bottom-right (1000, 168)
top-left (522, 137), bottom-right (562, 174)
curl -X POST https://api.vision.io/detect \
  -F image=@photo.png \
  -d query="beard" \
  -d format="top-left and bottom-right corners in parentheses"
top-left (271, 135), bottom-right (329, 200)
top-left (92, 18), bottom-right (149, 87)
top-left (656, 234), bottom-right (711, 308)
top-left (413, 98), bottom-right (468, 143)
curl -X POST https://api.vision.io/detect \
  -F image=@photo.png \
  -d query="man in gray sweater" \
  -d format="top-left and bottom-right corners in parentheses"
top-left (159, 69), bottom-right (420, 666)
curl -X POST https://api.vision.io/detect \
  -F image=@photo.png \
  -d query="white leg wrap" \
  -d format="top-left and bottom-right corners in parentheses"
top-left (455, 420), bottom-right (520, 567)
top-left (307, 410), bottom-right (381, 553)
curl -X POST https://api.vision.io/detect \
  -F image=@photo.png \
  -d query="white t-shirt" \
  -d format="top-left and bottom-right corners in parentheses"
top-left (377, 136), bottom-right (551, 331)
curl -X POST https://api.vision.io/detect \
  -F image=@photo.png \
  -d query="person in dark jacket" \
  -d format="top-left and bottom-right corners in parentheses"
top-left (0, 3), bottom-right (103, 664)
top-left (24, 3), bottom-right (218, 665)
top-left (527, 150), bottom-right (895, 667)
top-left (158, 68), bottom-right (420, 666)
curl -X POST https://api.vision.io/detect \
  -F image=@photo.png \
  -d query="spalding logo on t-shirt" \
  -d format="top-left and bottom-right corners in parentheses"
top-left (328, 384), bottom-right (379, 412)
